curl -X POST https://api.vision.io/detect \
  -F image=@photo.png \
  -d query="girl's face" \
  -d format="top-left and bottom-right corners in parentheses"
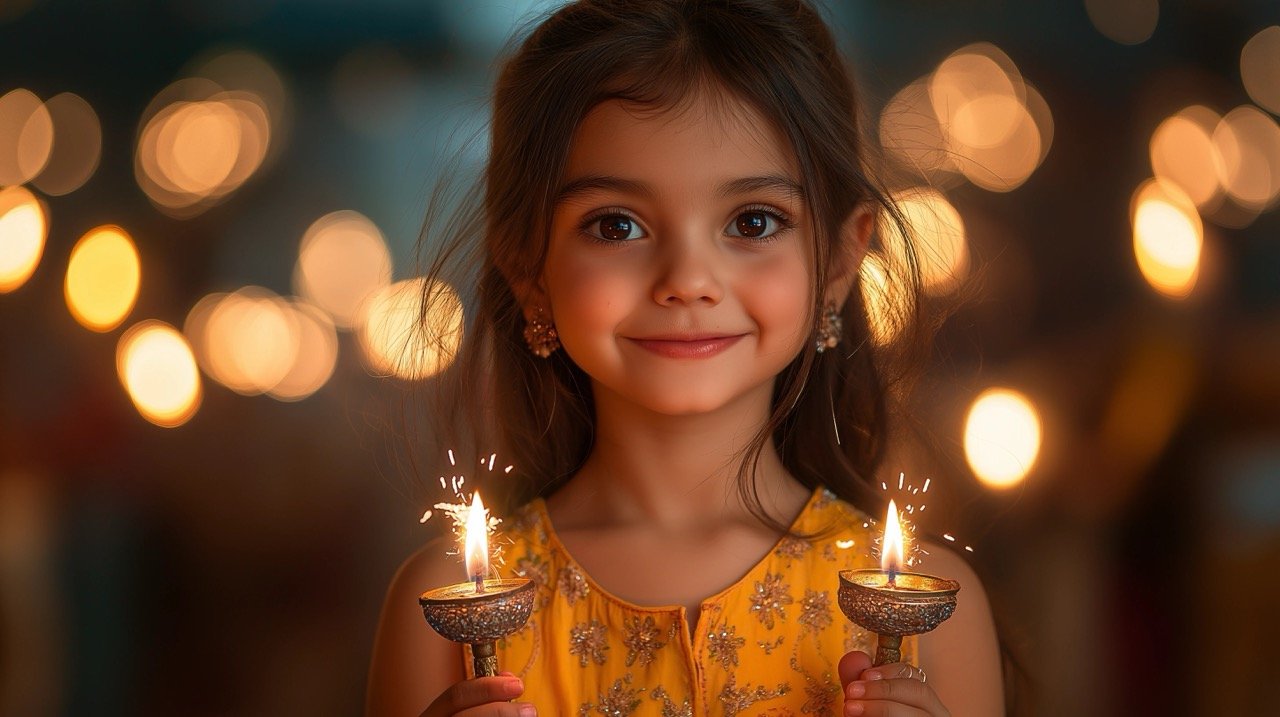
top-left (539, 88), bottom-right (817, 418)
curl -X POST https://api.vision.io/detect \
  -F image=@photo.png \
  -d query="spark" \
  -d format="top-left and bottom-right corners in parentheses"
top-left (922, 478), bottom-right (931, 493)
top-left (906, 504), bottom-right (914, 514)
top-left (881, 481), bottom-right (887, 491)
top-left (836, 539), bottom-right (855, 549)
top-left (965, 546), bottom-right (974, 553)
top-left (918, 505), bottom-right (926, 512)
top-left (504, 465), bottom-right (514, 474)
top-left (419, 510), bottom-right (432, 523)
top-left (911, 487), bottom-right (919, 495)
top-left (898, 472), bottom-right (904, 490)
top-left (943, 533), bottom-right (955, 542)
top-left (488, 453), bottom-right (496, 471)
top-left (439, 477), bottom-right (446, 489)
top-left (448, 449), bottom-right (456, 466)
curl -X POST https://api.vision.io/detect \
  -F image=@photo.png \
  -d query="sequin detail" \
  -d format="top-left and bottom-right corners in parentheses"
top-left (799, 589), bottom-right (833, 634)
top-left (706, 621), bottom-right (746, 670)
top-left (569, 619), bottom-right (610, 667)
top-left (749, 573), bottom-right (793, 629)
top-left (579, 674), bottom-right (643, 716)
top-left (514, 551), bottom-right (551, 610)
top-left (774, 536), bottom-right (810, 561)
top-left (718, 672), bottom-right (790, 717)
top-left (558, 564), bottom-right (590, 605)
top-left (757, 635), bottom-right (785, 655)
top-left (622, 615), bottom-right (667, 667)
top-left (651, 686), bottom-right (693, 717)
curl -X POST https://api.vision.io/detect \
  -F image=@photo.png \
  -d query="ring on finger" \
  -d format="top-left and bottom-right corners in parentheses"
top-left (919, 667), bottom-right (928, 684)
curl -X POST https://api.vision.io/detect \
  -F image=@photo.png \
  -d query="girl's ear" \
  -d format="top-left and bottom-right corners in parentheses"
top-left (511, 274), bottom-right (552, 320)
top-left (824, 203), bottom-right (876, 309)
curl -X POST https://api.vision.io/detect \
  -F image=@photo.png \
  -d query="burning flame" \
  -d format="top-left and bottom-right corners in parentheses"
top-left (881, 499), bottom-right (905, 584)
top-left (464, 492), bottom-right (488, 590)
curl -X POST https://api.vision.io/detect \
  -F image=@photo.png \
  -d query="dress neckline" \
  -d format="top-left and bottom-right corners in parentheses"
top-left (527, 484), bottom-right (827, 614)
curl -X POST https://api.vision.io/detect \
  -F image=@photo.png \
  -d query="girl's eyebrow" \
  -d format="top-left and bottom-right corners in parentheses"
top-left (553, 174), bottom-right (805, 206)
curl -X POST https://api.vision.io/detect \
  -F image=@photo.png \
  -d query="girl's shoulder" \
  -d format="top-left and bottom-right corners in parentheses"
top-left (795, 485), bottom-right (877, 541)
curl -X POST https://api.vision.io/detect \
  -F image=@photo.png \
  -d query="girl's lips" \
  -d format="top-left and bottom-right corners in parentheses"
top-left (626, 334), bottom-right (745, 359)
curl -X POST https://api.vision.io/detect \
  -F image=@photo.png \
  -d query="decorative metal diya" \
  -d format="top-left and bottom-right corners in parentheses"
top-left (838, 568), bottom-right (959, 666)
top-left (420, 578), bottom-right (534, 677)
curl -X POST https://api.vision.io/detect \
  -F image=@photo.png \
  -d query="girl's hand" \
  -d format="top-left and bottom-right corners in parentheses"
top-left (838, 650), bottom-right (949, 717)
top-left (418, 672), bottom-right (536, 717)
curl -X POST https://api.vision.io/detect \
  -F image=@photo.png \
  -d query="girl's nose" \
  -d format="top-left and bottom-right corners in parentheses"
top-left (652, 235), bottom-right (724, 306)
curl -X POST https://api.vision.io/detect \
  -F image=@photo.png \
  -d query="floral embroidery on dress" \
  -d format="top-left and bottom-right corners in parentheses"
top-left (757, 635), bottom-right (785, 655)
top-left (513, 550), bottom-right (551, 610)
top-left (557, 564), bottom-right (590, 605)
top-left (569, 619), bottom-right (610, 667)
top-left (651, 686), bottom-right (693, 717)
top-left (750, 573), bottom-right (793, 629)
top-left (579, 674), bottom-right (643, 717)
top-left (706, 621), bottom-right (746, 670)
top-left (790, 656), bottom-right (839, 716)
top-left (622, 615), bottom-right (667, 667)
top-left (717, 672), bottom-right (791, 717)
top-left (798, 589), bottom-right (832, 635)
top-left (773, 536), bottom-right (810, 561)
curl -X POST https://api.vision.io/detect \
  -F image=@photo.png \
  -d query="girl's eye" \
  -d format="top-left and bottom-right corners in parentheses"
top-left (583, 213), bottom-right (645, 242)
top-left (726, 208), bottom-right (790, 240)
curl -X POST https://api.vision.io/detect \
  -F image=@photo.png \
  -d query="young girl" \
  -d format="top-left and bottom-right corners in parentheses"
top-left (368, 1), bottom-right (1003, 715)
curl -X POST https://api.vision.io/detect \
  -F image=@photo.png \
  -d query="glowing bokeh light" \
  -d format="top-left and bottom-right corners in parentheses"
top-left (201, 287), bottom-right (301, 395)
top-left (1131, 179), bottom-right (1202, 299)
top-left (294, 210), bottom-right (393, 329)
top-left (157, 100), bottom-right (242, 194)
top-left (1085, 0), bottom-right (1158, 45)
top-left (858, 253), bottom-right (907, 347)
top-left (190, 49), bottom-right (289, 140)
top-left (358, 277), bottom-right (464, 380)
top-left (64, 226), bottom-right (141, 332)
top-left (879, 78), bottom-right (957, 181)
top-left (1212, 105), bottom-right (1280, 211)
top-left (880, 188), bottom-right (968, 296)
top-left (964, 387), bottom-right (1042, 489)
top-left (1149, 106), bottom-right (1225, 209)
top-left (267, 300), bottom-right (339, 401)
top-left (1241, 26), bottom-right (1280, 116)
top-left (32, 92), bottom-right (101, 196)
top-left (135, 80), bottom-right (272, 217)
top-left (0, 185), bottom-right (46, 293)
top-left (183, 291), bottom-right (225, 378)
top-left (116, 321), bottom-right (202, 428)
top-left (0, 88), bottom-right (53, 186)
top-left (924, 44), bottom-right (1050, 192)
top-left (930, 45), bottom-right (1024, 128)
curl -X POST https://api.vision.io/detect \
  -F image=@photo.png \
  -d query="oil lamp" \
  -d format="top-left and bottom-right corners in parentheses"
top-left (419, 492), bottom-right (534, 677)
top-left (838, 499), bottom-right (959, 665)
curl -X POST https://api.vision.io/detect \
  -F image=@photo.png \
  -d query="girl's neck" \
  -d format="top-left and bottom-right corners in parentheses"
top-left (552, 380), bottom-right (809, 532)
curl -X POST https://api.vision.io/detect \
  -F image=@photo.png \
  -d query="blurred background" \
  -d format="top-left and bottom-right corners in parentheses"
top-left (2, 0), bottom-right (1278, 714)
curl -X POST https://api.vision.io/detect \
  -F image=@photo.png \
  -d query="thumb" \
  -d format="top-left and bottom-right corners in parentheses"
top-left (838, 650), bottom-right (872, 686)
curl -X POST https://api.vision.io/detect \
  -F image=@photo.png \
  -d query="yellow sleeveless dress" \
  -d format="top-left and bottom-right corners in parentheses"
top-left (464, 486), bottom-right (917, 716)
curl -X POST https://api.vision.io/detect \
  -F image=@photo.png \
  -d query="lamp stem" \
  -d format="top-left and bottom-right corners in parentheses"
top-left (873, 633), bottom-right (901, 666)
top-left (471, 641), bottom-right (498, 677)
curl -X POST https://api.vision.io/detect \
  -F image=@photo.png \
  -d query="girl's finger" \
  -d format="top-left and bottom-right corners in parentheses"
top-left (838, 650), bottom-right (873, 686)
top-left (843, 699), bottom-right (932, 717)
top-left (439, 676), bottom-right (526, 712)
top-left (844, 676), bottom-right (948, 717)
top-left (859, 661), bottom-right (925, 683)
top-left (454, 702), bottom-right (537, 717)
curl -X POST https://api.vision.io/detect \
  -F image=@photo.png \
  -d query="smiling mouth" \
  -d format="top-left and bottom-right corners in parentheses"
top-left (625, 334), bottom-right (746, 359)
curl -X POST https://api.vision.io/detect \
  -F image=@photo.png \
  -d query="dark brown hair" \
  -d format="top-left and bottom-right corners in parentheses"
top-left (414, 0), bottom-right (927, 528)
